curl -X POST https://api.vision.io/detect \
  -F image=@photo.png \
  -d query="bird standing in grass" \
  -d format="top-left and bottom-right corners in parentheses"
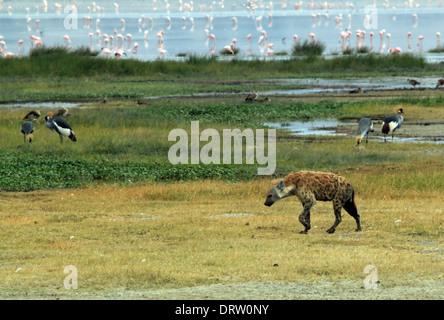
top-left (245, 92), bottom-right (258, 102)
top-left (382, 108), bottom-right (404, 142)
top-left (55, 107), bottom-right (70, 117)
top-left (23, 110), bottom-right (41, 121)
top-left (45, 112), bottom-right (77, 144)
top-left (356, 118), bottom-right (374, 145)
top-left (407, 78), bottom-right (420, 88)
top-left (349, 87), bottom-right (362, 94)
top-left (21, 121), bottom-right (34, 143)
top-left (436, 79), bottom-right (444, 88)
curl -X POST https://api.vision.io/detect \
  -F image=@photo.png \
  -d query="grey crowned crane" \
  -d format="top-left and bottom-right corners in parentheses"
top-left (45, 112), bottom-right (77, 144)
top-left (407, 78), bottom-right (420, 88)
top-left (21, 121), bottom-right (34, 143)
top-left (382, 108), bottom-right (404, 142)
top-left (245, 92), bottom-right (258, 102)
top-left (55, 107), bottom-right (70, 117)
top-left (23, 110), bottom-right (41, 121)
top-left (356, 118), bottom-right (374, 145)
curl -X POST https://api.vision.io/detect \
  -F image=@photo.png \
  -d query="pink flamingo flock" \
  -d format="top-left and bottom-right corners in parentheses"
top-left (0, 1), bottom-right (441, 60)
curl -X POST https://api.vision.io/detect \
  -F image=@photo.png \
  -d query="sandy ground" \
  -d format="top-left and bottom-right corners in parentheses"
top-left (1, 279), bottom-right (443, 300)
top-left (122, 280), bottom-right (444, 300)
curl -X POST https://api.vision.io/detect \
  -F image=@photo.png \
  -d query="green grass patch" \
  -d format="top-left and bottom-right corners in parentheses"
top-left (0, 47), bottom-right (440, 79)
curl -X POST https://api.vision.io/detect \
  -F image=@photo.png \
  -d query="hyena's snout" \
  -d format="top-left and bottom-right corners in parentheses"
top-left (264, 195), bottom-right (275, 207)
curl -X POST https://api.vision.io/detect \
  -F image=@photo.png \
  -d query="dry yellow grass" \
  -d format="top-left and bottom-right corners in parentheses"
top-left (0, 179), bottom-right (442, 298)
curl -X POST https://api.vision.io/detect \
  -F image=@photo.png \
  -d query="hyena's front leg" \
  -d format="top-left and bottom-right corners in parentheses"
top-left (299, 201), bottom-right (314, 234)
top-left (327, 199), bottom-right (342, 234)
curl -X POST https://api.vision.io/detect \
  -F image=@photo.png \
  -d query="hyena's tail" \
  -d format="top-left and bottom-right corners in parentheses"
top-left (342, 186), bottom-right (361, 231)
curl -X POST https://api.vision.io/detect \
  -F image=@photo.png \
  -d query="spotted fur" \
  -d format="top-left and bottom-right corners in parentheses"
top-left (264, 171), bottom-right (361, 234)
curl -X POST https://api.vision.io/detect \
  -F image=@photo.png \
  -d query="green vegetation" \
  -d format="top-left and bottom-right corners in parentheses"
top-left (0, 46), bottom-right (441, 80)
top-left (427, 47), bottom-right (444, 53)
top-left (292, 40), bottom-right (326, 56)
top-left (1, 47), bottom-right (442, 103)
top-left (2, 97), bottom-right (444, 192)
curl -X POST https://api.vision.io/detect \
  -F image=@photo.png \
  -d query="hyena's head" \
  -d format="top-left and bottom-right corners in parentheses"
top-left (264, 179), bottom-right (293, 207)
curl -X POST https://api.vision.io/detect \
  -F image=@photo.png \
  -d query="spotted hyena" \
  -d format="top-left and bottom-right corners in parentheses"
top-left (264, 171), bottom-right (361, 234)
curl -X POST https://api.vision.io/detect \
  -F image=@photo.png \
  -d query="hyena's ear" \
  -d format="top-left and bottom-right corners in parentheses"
top-left (277, 179), bottom-right (285, 191)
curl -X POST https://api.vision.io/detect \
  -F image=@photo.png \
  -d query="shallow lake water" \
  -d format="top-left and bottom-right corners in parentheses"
top-left (265, 119), bottom-right (444, 144)
top-left (2, 1), bottom-right (444, 61)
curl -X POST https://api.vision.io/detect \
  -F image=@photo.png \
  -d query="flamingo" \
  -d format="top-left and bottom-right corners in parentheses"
top-left (132, 42), bottom-right (139, 54)
top-left (88, 32), bottom-right (94, 48)
top-left (207, 33), bottom-right (216, 54)
top-left (114, 49), bottom-right (126, 59)
top-left (101, 47), bottom-right (112, 56)
top-left (308, 32), bottom-right (316, 44)
top-left (417, 35), bottom-right (424, 51)
top-left (412, 13), bottom-right (418, 28)
top-left (224, 39), bottom-right (236, 55)
top-left (261, 30), bottom-right (268, 42)
top-left (258, 35), bottom-right (267, 53)
top-left (264, 43), bottom-right (275, 59)
top-left (165, 17), bottom-right (172, 30)
top-left (29, 35), bottom-right (42, 47)
top-left (389, 47), bottom-right (402, 54)
top-left (232, 17), bottom-right (238, 30)
top-left (156, 30), bottom-right (164, 45)
top-left (407, 32), bottom-right (412, 52)
top-left (18, 40), bottom-right (24, 56)
top-left (157, 48), bottom-right (167, 59)
top-left (63, 35), bottom-right (71, 48)
top-left (126, 33), bottom-right (132, 50)
top-left (437, 32), bottom-right (441, 49)
top-left (379, 29), bottom-right (386, 53)
top-left (386, 33), bottom-right (391, 52)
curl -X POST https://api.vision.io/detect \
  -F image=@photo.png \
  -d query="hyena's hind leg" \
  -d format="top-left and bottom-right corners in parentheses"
top-left (342, 191), bottom-right (361, 232)
top-left (298, 198), bottom-right (315, 234)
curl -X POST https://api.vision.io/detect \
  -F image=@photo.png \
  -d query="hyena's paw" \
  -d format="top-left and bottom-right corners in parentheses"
top-left (299, 230), bottom-right (308, 234)
top-left (326, 228), bottom-right (336, 234)
top-left (355, 227), bottom-right (362, 232)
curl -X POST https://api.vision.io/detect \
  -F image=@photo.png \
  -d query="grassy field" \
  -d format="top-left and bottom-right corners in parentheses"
top-left (0, 53), bottom-right (443, 299)
top-left (0, 48), bottom-right (444, 103)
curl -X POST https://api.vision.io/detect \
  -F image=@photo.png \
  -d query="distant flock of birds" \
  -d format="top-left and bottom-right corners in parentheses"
top-left (21, 108), bottom-right (76, 145)
top-left (350, 77), bottom-right (444, 94)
